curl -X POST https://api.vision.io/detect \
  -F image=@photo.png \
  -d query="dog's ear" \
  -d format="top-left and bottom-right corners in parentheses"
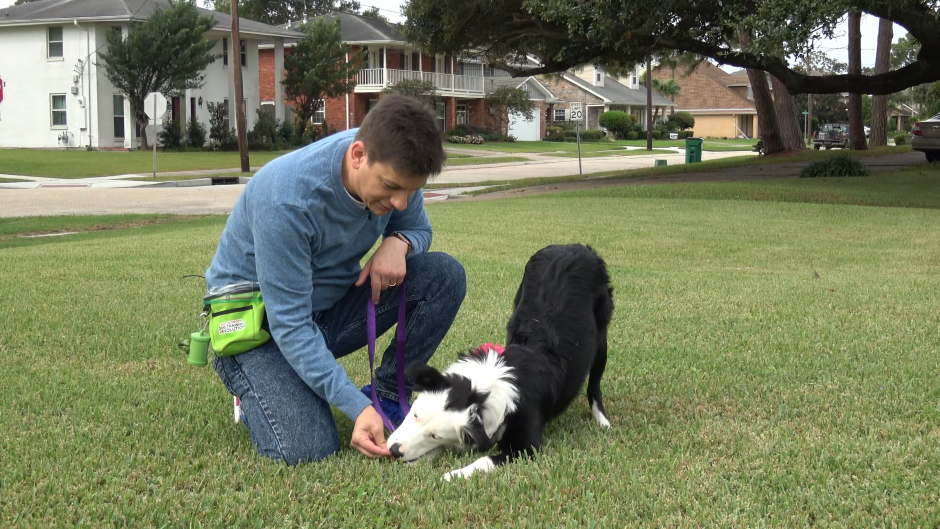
top-left (406, 363), bottom-right (450, 392)
top-left (462, 407), bottom-right (495, 452)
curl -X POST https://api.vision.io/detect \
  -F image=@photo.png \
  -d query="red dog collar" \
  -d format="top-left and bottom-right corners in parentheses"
top-left (474, 342), bottom-right (505, 356)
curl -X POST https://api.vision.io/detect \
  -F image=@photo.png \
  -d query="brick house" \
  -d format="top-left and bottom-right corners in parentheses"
top-left (481, 75), bottom-right (559, 140)
top-left (258, 11), bottom-right (485, 133)
top-left (480, 64), bottom-right (674, 139)
top-left (540, 67), bottom-right (676, 131)
top-left (650, 61), bottom-right (760, 139)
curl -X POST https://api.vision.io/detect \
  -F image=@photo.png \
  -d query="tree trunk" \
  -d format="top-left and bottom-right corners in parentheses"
top-left (870, 18), bottom-right (893, 147)
top-left (848, 11), bottom-right (867, 150)
top-left (137, 113), bottom-right (150, 150)
top-left (770, 74), bottom-right (806, 150)
top-left (747, 68), bottom-right (783, 153)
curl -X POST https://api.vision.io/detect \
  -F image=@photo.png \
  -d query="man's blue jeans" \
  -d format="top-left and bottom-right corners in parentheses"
top-left (212, 252), bottom-right (466, 465)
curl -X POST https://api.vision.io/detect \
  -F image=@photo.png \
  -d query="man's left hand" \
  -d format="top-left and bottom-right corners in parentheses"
top-left (356, 236), bottom-right (410, 303)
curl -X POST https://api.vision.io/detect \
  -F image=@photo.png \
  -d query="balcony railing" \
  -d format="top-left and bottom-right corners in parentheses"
top-left (357, 68), bottom-right (483, 94)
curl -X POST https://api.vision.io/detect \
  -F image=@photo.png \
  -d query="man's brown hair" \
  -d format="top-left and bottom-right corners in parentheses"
top-left (355, 93), bottom-right (446, 178)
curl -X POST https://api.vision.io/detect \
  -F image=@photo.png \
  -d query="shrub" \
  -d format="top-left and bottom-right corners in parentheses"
top-left (670, 111), bottom-right (696, 131)
top-left (206, 102), bottom-right (230, 143)
top-left (577, 129), bottom-right (606, 141)
top-left (445, 135), bottom-right (484, 144)
top-left (894, 133), bottom-right (909, 146)
top-left (652, 130), bottom-right (662, 140)
top-left (626, 131), bottom-right (639, 141)
top-left (277, 119), bottom-right (297, 146)
top-left (158, 116), bottom-right (184, 150)
top-left (247, 108), bottom-right (281, 151)
top-left (799, 154), bottom-right (871, 178)
top-left (599, 110), bottom-right (632, 139)
top-left (185, 116), bottom-right (207, 148)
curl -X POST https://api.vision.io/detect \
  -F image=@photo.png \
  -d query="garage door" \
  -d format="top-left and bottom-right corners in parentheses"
top-left (508, 111), bottom-right (539, 141)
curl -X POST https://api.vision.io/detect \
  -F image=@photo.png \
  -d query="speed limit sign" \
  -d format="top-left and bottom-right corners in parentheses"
top-left (570, 101), bottom-right (583, 121)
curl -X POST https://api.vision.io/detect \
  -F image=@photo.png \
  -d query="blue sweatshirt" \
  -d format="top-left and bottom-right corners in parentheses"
top-left (205, 129), bottom-right (433, 421)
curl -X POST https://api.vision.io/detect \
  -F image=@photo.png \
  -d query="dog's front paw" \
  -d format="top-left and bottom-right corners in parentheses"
top-left (442, 456), bottom-right (496, 482)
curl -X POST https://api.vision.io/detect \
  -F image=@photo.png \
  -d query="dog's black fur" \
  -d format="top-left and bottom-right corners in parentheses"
top-left (410, 243), bottom-right (614, 469)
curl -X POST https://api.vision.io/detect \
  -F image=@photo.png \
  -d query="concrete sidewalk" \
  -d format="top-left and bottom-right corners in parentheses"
top-left (0, 149), bottom-right (752, 189)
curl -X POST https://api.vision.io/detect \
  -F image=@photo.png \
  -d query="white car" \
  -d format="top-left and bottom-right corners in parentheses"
top-left (911, 115), bottom-right (940, 162)
top-left (864, 126), bottom-right (870, 138)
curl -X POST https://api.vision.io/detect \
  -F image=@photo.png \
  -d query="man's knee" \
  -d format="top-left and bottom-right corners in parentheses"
top-left (420, 252), bottom-right (466, 301)
top-left (272, 431), bottom-right (341, 466)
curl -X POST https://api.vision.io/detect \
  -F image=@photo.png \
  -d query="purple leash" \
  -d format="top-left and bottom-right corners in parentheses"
top-left (367, 283), bottom-right (411, 432)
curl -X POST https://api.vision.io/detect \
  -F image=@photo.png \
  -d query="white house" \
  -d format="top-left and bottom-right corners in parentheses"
top-left (0, 0), bottom-right (301, 149)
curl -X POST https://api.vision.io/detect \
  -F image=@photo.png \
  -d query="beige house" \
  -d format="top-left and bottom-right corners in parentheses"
top-left (651, 61), bottom-right (760, 139)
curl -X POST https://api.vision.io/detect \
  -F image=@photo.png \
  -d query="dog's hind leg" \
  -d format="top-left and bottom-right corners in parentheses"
top-left (586, 344), bottom-right (611, 429)
top-left (588, 285), bottom-right (614, 429)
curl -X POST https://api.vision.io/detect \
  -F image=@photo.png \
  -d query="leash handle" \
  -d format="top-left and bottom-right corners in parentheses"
top-left (367, 284), bottom-right (411, 432)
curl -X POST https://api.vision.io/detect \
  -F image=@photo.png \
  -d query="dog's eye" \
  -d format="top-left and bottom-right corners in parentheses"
top-left (429, 433), bottom-right (440, 440)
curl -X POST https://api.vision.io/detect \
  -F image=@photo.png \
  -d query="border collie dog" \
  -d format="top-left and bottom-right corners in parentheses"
top-left (387, 243), bottom-right (614, 481)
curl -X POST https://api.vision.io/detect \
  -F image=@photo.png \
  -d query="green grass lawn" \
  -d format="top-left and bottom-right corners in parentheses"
top-left (0, 149), bottom-right (291, 178)
top-left (0, 177), bottom-right (28, 183)
top-left (123, 172), bottom-right (256, 182)
top-left (545, 149), bottom-right (676, 158)
top-left (2, 173), bottom-right (939, 526)
top-left (452, 138), bottom-right (757, 154)
top-left (445, 156), bottom-right (530, 167)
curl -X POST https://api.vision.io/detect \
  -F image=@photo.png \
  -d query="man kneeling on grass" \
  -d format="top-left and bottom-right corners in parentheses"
top-left (204, 94), bottom-right (466, 464)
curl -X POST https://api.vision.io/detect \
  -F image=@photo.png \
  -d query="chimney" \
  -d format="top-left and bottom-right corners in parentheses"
top-left (593, 66), bottom-right (604, 87)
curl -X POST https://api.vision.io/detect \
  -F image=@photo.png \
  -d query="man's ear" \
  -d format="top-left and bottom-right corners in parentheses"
top-left (462, 407), bottom-right (495, 452)
top-left (406, 363), bottom-right (450, 392)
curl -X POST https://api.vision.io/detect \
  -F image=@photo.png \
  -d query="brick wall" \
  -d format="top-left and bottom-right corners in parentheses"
top-left (259, 48), bottom-right (275, 102)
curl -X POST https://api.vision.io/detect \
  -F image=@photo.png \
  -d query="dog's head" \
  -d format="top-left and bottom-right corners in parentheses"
top-left (387, 350), bottom-right (518, 462)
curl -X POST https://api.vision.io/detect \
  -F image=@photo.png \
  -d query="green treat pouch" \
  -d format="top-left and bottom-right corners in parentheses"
top-left (204, 282), bottom-right (270, 357)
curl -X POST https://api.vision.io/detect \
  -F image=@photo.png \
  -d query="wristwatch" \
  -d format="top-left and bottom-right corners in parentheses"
top-left (389, 231), bottom-right (412, 255)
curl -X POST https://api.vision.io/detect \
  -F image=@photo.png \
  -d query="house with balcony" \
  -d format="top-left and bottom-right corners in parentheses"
top-left (258, 11), bottom-right (486, 133)
top-left (0, 0), bottom-right (300, 149)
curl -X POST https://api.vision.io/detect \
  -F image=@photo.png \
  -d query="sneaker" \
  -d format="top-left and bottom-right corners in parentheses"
top-left (361, 384), bottom-right (406, 428)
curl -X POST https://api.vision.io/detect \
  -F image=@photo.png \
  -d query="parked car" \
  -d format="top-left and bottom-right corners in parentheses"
top-left (813, 123), bottom-right (849, 149)
top-left (911, 114), bottom-right (940, 162)
top-left (864, 125), bottom-right (870, 138)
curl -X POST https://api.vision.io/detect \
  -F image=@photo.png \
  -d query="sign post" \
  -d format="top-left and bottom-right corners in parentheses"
top-left (802, 110), bottom-right (809, 145)
top-left (570, 102), bottom-right (584, 175)
top-left (143, 91), bottom-right (167, 179)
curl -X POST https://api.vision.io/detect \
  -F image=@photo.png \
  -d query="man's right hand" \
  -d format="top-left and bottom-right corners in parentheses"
top-left (351, 405), bottom-right (393, 459)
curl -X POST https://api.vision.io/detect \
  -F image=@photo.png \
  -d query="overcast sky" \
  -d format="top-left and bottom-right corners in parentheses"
top-left (1, 0), bottom-right (904, 71)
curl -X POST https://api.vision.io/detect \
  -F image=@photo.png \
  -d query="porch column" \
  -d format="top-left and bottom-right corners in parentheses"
top-left (475, 98), bottom-right (484, 127)
top-left (447, 97), bottom-right (456, 131)
top-left (274, 38), bottom-right (285, 122)
top-left (124, 97), bottom-right (134, 149)
top-left (383, 47), bottom-right (387, 87)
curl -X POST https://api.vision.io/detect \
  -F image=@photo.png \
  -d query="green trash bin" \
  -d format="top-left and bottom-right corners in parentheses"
top-left (685, 137), bottom-right (704, 164)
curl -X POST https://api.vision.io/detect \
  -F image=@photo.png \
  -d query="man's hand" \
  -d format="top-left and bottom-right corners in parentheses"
top-left (351, 405), bottom-right (392, 458)
top-left (356, 236), bottom-right (410, 303)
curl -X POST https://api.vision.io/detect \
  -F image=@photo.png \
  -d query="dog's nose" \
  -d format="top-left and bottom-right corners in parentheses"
top-left (389, 443), bottom-right (403, 459)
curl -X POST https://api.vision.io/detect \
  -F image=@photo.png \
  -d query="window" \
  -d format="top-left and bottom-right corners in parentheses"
top-left (113, 95), bottom-right (125, 138)
top-left (48, 27), bottom-right (64, 58)
top-left (240, 40), bottom-right (247, 68)
top-left (747, 86), bottom-right (753, 99)
top-left (596, 73), bottom-right (602, 83)
top-left (111, 26), bottom-right (122, 40)
top-left (631, 69), bottom-right (638, 87)
top-left (313, 101), bottom-right (325, 124)
top-left (554, 108), bottom-right (566, 122)
top-left (222, 38), bottom-right (228, 67)
top-left (456, 104), bottom-right (467, 125)
top-left (51, 94), bottom-right (67, 127)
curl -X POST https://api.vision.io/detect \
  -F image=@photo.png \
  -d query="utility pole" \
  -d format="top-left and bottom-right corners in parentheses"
top-left (646, 57), bottom-right (653, 150)
top-left (231, 0), bottom-right (250, 172)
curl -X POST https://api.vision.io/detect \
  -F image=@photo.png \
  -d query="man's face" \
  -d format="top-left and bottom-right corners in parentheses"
top-left (348, 141), bottom-right (427, 215)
